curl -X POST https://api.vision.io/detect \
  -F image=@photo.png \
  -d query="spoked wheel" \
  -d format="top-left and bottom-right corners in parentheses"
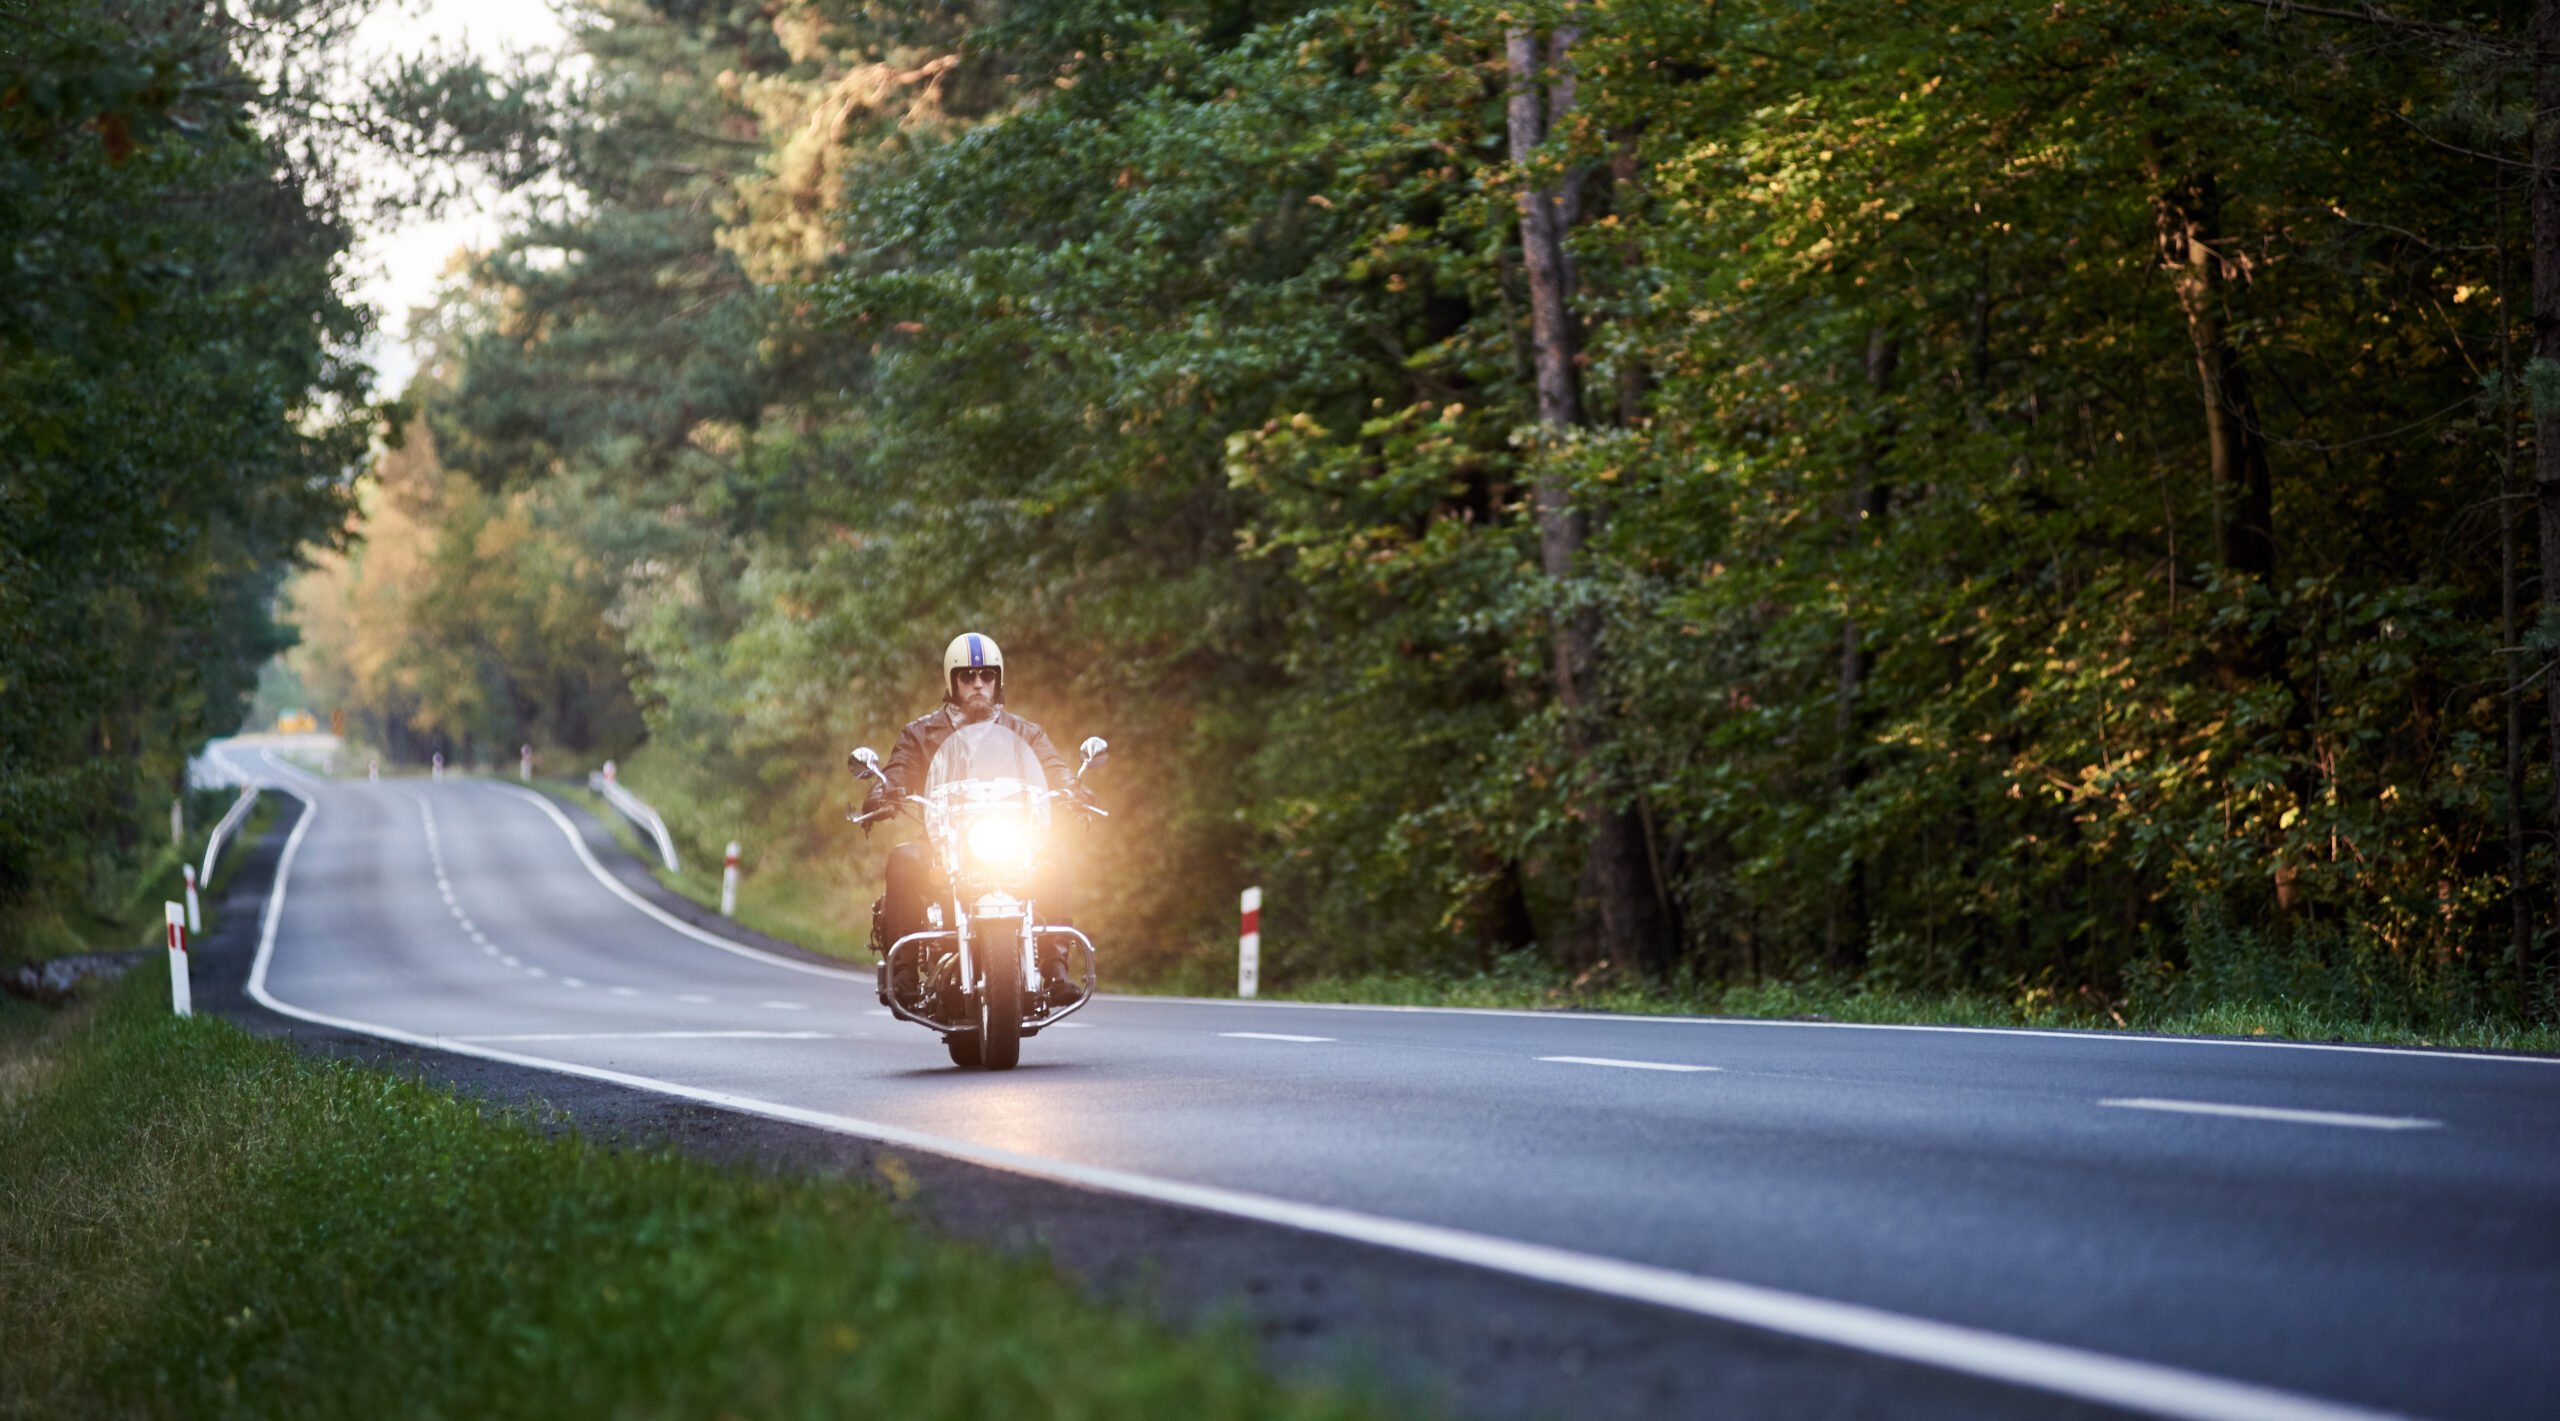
top-left (975, 936), bottom-right (1023, 1071)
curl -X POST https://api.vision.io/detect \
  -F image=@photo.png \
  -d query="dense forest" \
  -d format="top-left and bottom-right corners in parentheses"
top-left (1, 0), bottom-right (376, 937)
top-left (27, 0), bottom-right (2550, 1028)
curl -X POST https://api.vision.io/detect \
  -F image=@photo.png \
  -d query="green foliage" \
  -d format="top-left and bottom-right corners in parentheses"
top-left (297, 0), bottom-right (2552, 1026)
top-left (0, 975), bottom-right (1384, 1419)
top-left (0, 0), bottom-right (369, 921)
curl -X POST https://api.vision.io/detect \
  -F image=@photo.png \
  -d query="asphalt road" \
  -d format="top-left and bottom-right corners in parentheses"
top-left (203, 738), bottom-right (2560, 1421)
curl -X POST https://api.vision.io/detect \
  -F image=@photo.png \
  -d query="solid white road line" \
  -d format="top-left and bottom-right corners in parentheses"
top-left (487, 782), bottom-right (860, 982)
top-left (1220, 1031), bottom-right (1334, 1043)
top-left (235, 768), bottom-right (2411, 1421)
top-left (1539, 1056), bottom-right (1721, 1073)
top-left (453, 1031), bottom-right (837, 1042)
top-left (2100, 1099), bottom-right (2442, 1132)
top-left (1106, 994), bottom-right (2560, 1066)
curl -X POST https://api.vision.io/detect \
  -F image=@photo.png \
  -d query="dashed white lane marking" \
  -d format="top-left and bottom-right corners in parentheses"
top-left (499, 956), bottom-right (522, 968)
top-left (1220, 1031), bottom-right (1334, 1043)
top-left (2099, 1098), bottom-right (2441, 1131)
top-left (867, 1008), bottom-right (892, 1018)
top-left (1539, 1056), bottom-right (1722, 1073)
top-left (468, 930), bottom-right (487, 945)
top-left (523, 966), bottom-right (548, 979)
top-left (453, 1031), bottom-right (838, 1042)
top-left (758, 1001), bottom-right (810, 1012)
top-left (609, 986), bottom-right (640, 997)
top-left (675, 994), bottom-right (713, 1004)
top-left (1052, 1021), bottom-right (1091, 1029)
top-left (559, 977), bottom-right (586, 988)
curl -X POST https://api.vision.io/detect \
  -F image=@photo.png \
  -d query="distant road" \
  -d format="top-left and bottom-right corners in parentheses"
top-left (207, 738), bottom-right (2560, 1421)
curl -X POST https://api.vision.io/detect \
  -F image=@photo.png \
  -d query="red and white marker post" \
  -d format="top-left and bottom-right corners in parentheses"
top-left (1239, 885), bottom-right (1262, 998)
top-left (164, 901), bottom-right (191, 1017)
top-left (603, 758), bottom-right (617, 785)
top-left (431, 751), bottom-right (445, 782)
top-left (519, 743), bottom-right (532, 782)
top-left (181, 862), bottom-right (202, 934)
top-left (721, 841), bottom-right (741, 918)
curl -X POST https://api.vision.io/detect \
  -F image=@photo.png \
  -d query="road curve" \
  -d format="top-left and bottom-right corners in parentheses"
top-left (210, 739), bottom-right (2560, 1421)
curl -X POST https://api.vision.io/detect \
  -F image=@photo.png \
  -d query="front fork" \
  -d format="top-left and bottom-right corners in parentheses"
top-left (882, 913), bottom-right (1090, 1034)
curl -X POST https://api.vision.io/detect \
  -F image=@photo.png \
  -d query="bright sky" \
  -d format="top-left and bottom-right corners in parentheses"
top-left (347, 0), bottom-right (574, 397)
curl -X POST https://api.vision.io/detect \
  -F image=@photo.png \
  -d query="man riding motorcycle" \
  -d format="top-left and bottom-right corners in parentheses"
top-left (862, 633), bottom-right (1088, 1000)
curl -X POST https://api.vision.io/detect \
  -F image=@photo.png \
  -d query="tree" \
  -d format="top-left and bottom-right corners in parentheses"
top-left (1, 0), bottom-right (369, 921)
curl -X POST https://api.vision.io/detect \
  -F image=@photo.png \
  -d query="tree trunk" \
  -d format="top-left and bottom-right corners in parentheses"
top-left (2535, 0), bottom-right (2560, 937)
top-left (1506, 19), bottom-right (1676, 978)
top-left (2153, 169), bottom-right (2275, 586)
top-left (1507, 27), bottom-right (1583, 436)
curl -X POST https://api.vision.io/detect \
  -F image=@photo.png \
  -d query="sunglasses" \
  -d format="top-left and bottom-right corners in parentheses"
top-left (953, 667), bottom-right (1000, 686)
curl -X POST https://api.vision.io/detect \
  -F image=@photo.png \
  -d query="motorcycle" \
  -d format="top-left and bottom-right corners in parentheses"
top-left (847, 723), bottom-right (1109, 1070)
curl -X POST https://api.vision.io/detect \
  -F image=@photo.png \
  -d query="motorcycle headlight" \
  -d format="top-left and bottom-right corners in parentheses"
top-left (965, 815), bottom-right (1032, 867)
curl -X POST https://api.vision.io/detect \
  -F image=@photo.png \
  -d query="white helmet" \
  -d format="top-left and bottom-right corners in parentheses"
top-left (942, 631), bottom-right (1004, 699)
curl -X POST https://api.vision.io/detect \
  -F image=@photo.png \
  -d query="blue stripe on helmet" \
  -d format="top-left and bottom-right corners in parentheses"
top-left (967, 634), bottom-right (986, 666)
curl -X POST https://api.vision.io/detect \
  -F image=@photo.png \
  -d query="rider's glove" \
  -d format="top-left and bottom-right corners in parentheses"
top-left (861, 784), bottom-right (889, 820)
top-left (1069, 780), bottom-right (1099, 810)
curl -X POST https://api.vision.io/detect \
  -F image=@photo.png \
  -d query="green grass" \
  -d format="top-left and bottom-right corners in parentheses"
top-left (1255, 954), bottom-right (2560, 1054)
top-left (0, 973), bottom-right (1386, 1420)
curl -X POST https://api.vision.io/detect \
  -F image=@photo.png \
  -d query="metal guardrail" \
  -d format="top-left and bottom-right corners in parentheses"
top-left (589, 771), bottom-right (681, 873)
top-left (200, 785), bottom-right (261, 883)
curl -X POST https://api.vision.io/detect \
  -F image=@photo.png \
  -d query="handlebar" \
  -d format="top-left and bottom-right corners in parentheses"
top-left (846, 783), bottom-right (1105, 826)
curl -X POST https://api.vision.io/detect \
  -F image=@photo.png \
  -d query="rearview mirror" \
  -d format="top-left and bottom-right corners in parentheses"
top-left (849, 746), bottom-right (884, 781)
top-left (1076, 736), bottom-right (1109, 777)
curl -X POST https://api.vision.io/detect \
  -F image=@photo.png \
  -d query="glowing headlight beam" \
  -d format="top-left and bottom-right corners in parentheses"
top-left (966, 817), bottom-right (1032, 866)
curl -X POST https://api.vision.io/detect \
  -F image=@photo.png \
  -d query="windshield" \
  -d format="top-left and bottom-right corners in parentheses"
top-left (924, 720), bottom-right (1051, 806)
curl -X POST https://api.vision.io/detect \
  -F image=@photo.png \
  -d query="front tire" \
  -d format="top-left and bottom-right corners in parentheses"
top-left (976, 936), bottom-right (1023, 1070)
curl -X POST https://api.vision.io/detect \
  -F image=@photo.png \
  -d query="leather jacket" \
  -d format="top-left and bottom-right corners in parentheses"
top-left (863, 703), bottom-right (1075, 816)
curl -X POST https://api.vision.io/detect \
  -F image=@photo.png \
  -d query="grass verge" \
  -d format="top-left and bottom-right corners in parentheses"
top-left (1261, 956), bottom-right (2560, 1053)
top-left (538, 777), bottom-right (2559, 1055)
top-left (0, 973), bottom-right (1381, 1420)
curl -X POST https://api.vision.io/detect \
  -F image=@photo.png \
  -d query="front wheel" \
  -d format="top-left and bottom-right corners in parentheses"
top-left (975, 936), bottom-right (1023, 1070)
